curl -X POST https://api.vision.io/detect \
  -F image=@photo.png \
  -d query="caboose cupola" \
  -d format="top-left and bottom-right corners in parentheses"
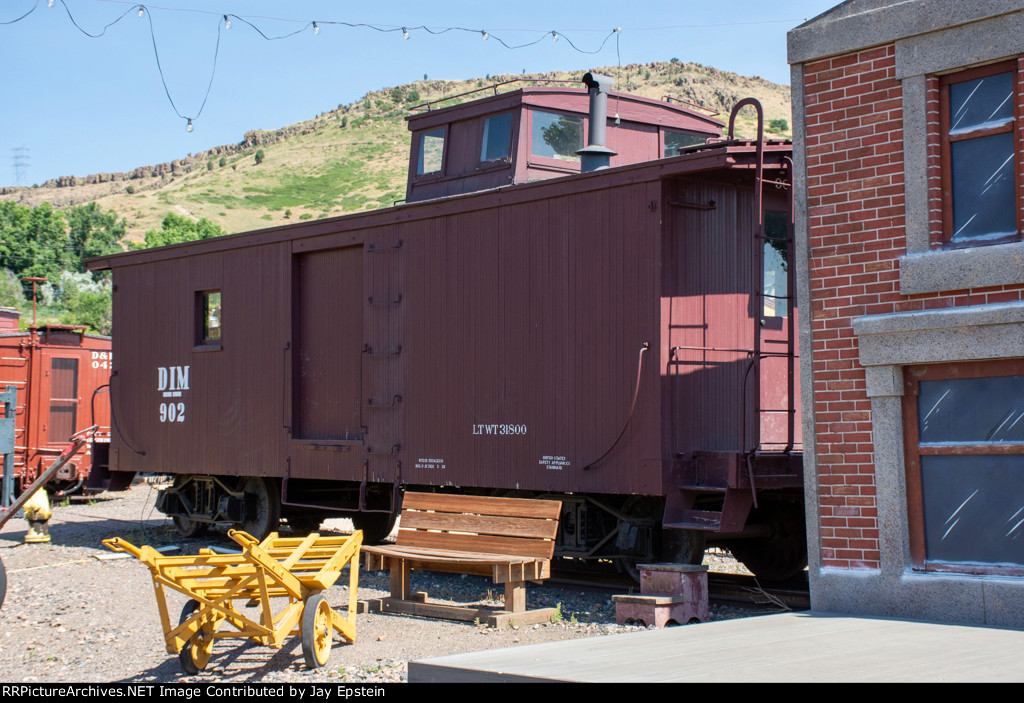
top-left (404, 74), bottom-right (724, 203)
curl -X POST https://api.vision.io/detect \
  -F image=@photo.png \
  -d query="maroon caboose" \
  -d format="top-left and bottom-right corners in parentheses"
top-left (88, 76), bottom-right (804, 580)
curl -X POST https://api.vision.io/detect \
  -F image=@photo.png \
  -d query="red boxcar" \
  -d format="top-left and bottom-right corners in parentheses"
top-left (87, 79), bottom-right (804, 581)
top-left (0, 310), bottom-right (112, 496)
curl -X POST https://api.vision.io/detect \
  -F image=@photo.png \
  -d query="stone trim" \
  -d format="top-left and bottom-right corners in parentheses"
top-left (790, 62), bottom-right (823, 577)
top-left (854, 301), bottom-right (1024, 369)
top-left (788, 0), bottom-right (1024, 65)
top-left (899, 241), bottom-right (1024, 295)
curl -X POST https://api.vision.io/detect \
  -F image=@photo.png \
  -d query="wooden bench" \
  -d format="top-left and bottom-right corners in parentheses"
top-left (362, 492), bottom-right (562, 627)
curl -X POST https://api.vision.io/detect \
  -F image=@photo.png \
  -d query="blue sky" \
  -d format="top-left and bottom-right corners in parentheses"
top-left (0, 0), bottom-right (839, 187)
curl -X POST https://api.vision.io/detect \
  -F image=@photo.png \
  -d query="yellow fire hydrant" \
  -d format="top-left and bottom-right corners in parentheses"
top-left (22, 487), bottom-right (52, 544)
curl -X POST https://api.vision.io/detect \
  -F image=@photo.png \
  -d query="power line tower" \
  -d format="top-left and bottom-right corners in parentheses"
top-left (10, 147), bottom-right (30, 186)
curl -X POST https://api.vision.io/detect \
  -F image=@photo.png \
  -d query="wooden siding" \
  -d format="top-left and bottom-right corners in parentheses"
top-left (100, 143), bottom-right (794, 502)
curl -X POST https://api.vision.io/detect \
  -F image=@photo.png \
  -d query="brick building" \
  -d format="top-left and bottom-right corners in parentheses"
top-left (789, 0), bottom-right (1024, 626)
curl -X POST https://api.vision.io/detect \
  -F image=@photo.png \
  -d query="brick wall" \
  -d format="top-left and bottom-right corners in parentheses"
top-left (803, 45), bottom-right (1024, 570)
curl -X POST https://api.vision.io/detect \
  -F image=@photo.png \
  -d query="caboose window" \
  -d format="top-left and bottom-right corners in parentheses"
top-left (531, 110), bottom-right (582, 163)
top-left (197, 290), bottom-right (221, 347)
top-left (480, 113), bottom-right (513, 163)
top-left (417, 129), bottom-right (445, 175)
top-left (663, 130), bottom-right (707, 157)
top-left (763, 211), bottom-right (789, 318)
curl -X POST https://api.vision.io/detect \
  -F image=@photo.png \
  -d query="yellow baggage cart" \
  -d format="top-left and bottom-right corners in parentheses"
top-left (104, 529), bottom-right (361, 673)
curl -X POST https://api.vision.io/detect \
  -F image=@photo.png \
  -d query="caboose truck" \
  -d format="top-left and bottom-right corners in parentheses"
top-left (87, 74), bottom-right (805, 581)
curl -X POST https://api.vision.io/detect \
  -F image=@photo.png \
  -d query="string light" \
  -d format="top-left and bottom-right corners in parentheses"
top-left (1, 2), bottom-right (673, 130)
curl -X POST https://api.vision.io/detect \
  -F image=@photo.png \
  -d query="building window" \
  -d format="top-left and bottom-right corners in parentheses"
top-left (480, 112), bottom-right (513, 163)
top-left (940, 61), bottom-right (1021, 247)
top-left (663, 130), bottom-right (707, 157)
top-left (416, 129), bottom-right (446, 175)
top-left (531, 110), bottom-right (582, 163)
top-left (197, 290), bottom-right (221, 347)
top-left (903, 360), bottom-right (1024, 575)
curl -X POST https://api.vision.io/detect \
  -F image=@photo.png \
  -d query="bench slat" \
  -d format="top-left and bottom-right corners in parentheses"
top-left (402, 492), bottom-right (561, 520)
top-left (397, 528), bottom-right (556, 560)
top-left (398, 510), bottom-right (559, 540)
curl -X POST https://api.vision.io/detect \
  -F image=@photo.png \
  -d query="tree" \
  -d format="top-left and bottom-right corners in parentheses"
top-left (254, 149), bottom-right (265, 165)
top-left (135, 212), bottom-right (226, 250)
top-left (42, 271), bottom-right (112, 334)
top-left (64, 203), bottom-right (126, 273)
top-left (0, 269), bottom-right (26, 309)
top-left (0, 201), bottom-right (70, 283)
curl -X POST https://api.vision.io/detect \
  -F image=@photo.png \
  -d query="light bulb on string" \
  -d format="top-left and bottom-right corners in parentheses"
top-left (48, 0), bottom-right (53, 7)
top-left (481, 31), bottom-right (489, 41)
top-left (224, 15), bottom-right (230, 30)
top-left (138, 5), bottom-right (144, 17)
top-left (551, 31), bottom-right (559, 43)
top-left (186, 119), bottom-right (193, 133)
top-left (402, 27), bottom-right (409, 40)
top-left (313, 22), bottom-right (320, 35)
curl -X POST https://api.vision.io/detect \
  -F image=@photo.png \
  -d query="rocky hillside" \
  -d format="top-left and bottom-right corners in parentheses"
top-left (1, 61), bottom-right (791, 241)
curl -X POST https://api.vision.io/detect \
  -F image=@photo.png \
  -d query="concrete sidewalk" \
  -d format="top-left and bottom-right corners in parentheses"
top-left (410, 611), bottom-right (1024, 682)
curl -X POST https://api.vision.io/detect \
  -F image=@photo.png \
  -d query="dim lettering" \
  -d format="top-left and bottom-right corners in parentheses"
top-left (157, 366), bottom-right (190, 392)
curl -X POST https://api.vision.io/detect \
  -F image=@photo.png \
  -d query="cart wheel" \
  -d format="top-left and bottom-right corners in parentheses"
top-left (178, 599), bottom-right (214, 675)
top-left (301, 594), bottom-right (332, 669)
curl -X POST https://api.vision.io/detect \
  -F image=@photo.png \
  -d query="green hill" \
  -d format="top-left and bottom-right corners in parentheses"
top-left (1, 61), bottom-right (791, 242)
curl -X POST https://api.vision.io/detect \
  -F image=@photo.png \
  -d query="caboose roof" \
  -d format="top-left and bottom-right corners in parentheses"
top-left (85, 139), bottom-right (791, 272)
top-left (406, 85), bottom-right (725, 133)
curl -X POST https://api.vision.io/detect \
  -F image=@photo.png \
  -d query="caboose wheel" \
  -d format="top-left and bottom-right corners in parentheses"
top-left (0, 555), bottom-right (6, 611)
top-left (351, 511), bottom-right (397, 545)
top-left (301, 594), bottom-right (333, 669)
top-left (178, 599), bottom-right (214, 674)
top-left (238, 477), bottom-right (280, 539)
top-left (615, 496), bottom-right (677, 582)
top-left (172, 515), bottom-right (209, 539)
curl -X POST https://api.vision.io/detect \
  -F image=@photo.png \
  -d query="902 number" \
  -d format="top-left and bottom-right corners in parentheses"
top-left (160, 402), bottom-right (185, 423)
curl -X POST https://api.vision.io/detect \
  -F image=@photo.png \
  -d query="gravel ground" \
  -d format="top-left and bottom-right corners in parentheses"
top-left (0, 481), bottom-right (782, 684)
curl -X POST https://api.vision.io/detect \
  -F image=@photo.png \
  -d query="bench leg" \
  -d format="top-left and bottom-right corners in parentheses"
top-left (390, 560), bottom-right (412, 601)
top-left (505, 581), bottom-right (526, 613)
